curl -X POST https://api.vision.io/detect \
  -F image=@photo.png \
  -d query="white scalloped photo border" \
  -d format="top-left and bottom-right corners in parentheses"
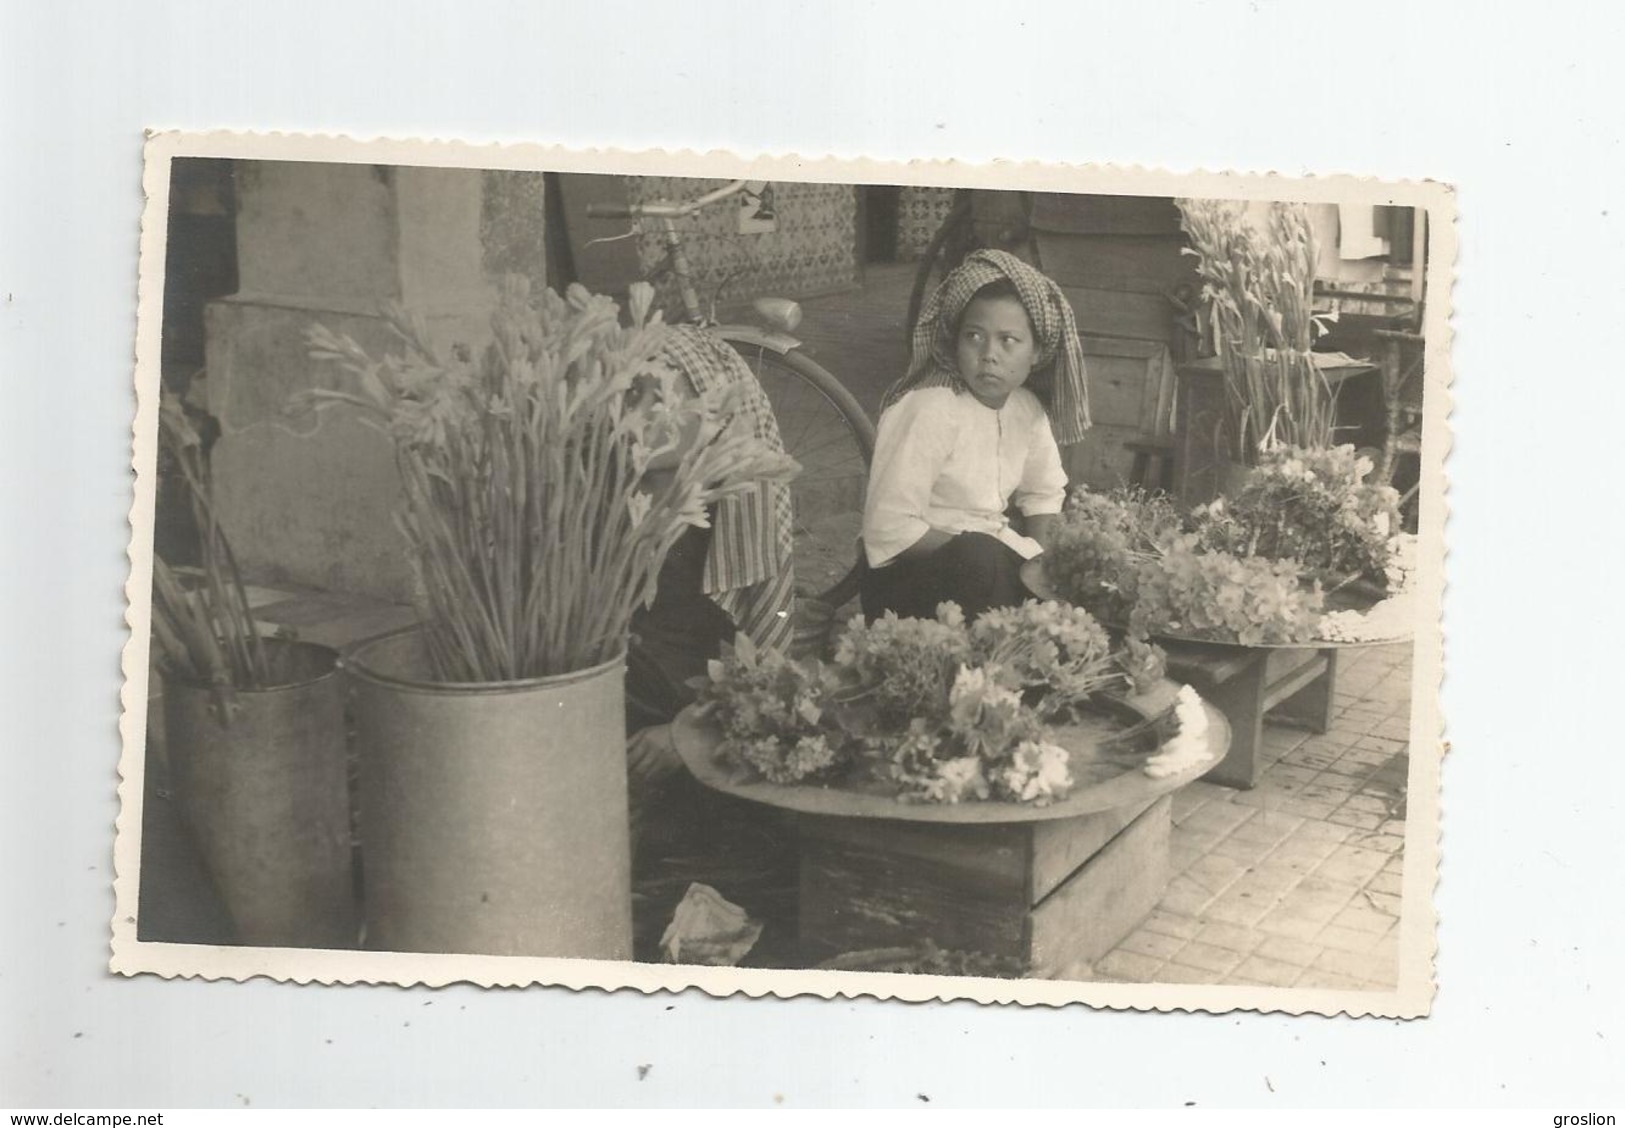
top-left (115, 130), bottom-right (1454, 1018)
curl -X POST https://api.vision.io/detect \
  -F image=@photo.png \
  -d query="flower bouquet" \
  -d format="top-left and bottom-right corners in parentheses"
top-left (1189, 445), bottom-right (1404, 593)
top-left (1176, 199), bottom-right (1335, 461)
top-left (150, 393), bottom-right (304, 713)
top-left (294, 276), bottom-right (801, 960)
top-left (301, 276), bottom-right (799, 682)
top-left (691, 600), bottom-right (1207, 805)
top-left (146, 393), bottom-right (356, 947)
top-left (1039, 447), bottom-right (1417, 647)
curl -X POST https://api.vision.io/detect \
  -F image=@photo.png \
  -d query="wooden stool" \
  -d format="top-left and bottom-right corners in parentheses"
top-left (1160, 642), bottom-right (1339, 789)
top-left (1125, 436), bottom-right (1177, 493)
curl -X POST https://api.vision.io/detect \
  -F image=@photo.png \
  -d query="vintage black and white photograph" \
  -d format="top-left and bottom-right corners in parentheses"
top-left (114, 134), bottom-right (1449, 1015)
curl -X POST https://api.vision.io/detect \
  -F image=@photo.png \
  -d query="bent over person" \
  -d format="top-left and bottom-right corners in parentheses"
top-left (623, 325), bottom-right (798, 821)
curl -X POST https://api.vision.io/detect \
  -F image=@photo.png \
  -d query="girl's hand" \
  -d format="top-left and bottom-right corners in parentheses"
top-left (1020, 513), bottom-right (1058, 552)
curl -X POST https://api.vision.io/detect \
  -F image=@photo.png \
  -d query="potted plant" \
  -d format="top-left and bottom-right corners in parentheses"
top-left (1175, 199), bottom-right (1335, 477)
top-left (300, 278), bottom-right (796, 959)
top-left (149, 396), bottom-right (356, 948)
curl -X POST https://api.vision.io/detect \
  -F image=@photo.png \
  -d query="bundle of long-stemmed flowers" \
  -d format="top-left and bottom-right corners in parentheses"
top-left (302, 277), bottom-right (798, 683)
top-left (1176, 198), bottom-right (1335, 460)
top-left (149, 394), bottom-right (283, 720)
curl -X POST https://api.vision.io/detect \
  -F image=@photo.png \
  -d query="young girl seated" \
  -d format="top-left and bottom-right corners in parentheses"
top-left (861, 249), bottom-right (1091, 622)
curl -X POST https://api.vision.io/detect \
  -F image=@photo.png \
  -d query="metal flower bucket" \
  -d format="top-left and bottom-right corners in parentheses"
top-left (164, 639), bottom-right (358, 948)
top-left (343, 629), bottom-right (632, 961)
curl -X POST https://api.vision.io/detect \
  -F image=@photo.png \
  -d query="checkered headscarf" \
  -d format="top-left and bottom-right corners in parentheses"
top-left (655, 325), bottom-right (796, 652)
top-left (883, 249), bottom-right (1091, 444)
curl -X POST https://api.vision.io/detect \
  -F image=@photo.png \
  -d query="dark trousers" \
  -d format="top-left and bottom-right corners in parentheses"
top-left (859, 531), bottom-right (1027, 623)
top-left (623, 526), bottom-right (796, 963)
top-left (627, 523), bottom-right (735, 733)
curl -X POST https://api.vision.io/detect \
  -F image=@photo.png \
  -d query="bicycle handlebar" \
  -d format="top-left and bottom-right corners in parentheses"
top-left (585, 179), bottom-right (750, 222)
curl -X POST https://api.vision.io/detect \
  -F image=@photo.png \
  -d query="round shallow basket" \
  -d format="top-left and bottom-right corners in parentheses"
top-left (672, 676), bottom-right (1229, 825)
top-left (1019, 558), bottom-right (1414, 650)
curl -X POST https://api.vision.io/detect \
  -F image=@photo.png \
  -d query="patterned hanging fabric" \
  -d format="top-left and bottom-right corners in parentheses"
top-left (655, 325), bottom-right (797, 652)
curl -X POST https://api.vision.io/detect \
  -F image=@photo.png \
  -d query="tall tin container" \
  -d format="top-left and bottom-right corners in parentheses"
top-left (344, 629), bottom-right (632, 960)
top-left (164, 640), bottom-right (358, 948)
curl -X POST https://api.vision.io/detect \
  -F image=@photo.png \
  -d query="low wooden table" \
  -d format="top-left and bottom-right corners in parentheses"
top-left (672, 682), bottom-right (1230, 979)
top-left (1159, 643), bottom-right (1337, 790)
top-left (1018, 559), bottom-right (1401, 792)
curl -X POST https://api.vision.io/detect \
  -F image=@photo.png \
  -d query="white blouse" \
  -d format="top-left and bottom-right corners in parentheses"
top-left (862, 385), bottom-right (1068, 569)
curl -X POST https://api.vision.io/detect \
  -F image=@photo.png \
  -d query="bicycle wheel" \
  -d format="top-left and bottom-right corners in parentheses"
top-left (721, 337), bottom-right (875, 605)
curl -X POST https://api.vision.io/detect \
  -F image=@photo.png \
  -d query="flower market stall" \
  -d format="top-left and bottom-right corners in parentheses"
top-left (1026, 445), bottom-right (1417, 788)
top-left (671, 602), bottom-right (1231, 975)
top-left (124, 156), bottom-right (1437, 1005)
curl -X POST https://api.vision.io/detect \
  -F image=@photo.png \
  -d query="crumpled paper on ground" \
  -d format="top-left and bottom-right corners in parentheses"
top-left (659, 882), bottom-right (763, 966)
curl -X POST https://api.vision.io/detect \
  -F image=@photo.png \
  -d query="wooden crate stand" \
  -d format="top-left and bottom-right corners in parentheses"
top-left (797, 794), bottom-right (1172, 979)
top-left (671, 686), bottom-right (1229, 981)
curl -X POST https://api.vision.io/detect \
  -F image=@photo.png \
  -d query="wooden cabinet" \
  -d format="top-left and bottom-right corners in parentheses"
top-left (1030, 194), bottom-right (1195, 493)
top-left (1062, 335), bottom-right (1176, 491)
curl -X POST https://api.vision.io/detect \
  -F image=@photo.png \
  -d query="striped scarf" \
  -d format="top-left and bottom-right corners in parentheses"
top-left (882, 249), bottom-right (1091, 444)
top-left (656, 325), bottom-right (796, 652)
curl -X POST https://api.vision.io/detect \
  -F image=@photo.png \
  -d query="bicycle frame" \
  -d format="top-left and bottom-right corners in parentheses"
top-left (714, 319), bottom-right (803, 361)
top-left (582, 179), bottom-right (877, 606)
top-left (584, 179), bottom-right (743, 322)
top-left (584, 179), bottom-right (804, 343)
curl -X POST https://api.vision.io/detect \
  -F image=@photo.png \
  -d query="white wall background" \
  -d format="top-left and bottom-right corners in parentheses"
top-left (3, 0), bottom-right (1622, 1109)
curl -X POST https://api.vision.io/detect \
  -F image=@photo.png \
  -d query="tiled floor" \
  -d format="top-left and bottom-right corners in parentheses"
top-left (1092, 642), bottom-right (1412, 991)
